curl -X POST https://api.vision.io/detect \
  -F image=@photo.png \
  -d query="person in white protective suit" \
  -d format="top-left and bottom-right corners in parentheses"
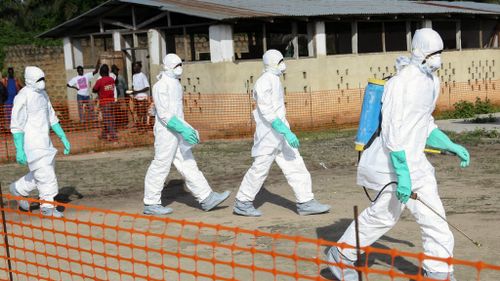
top-left (327, 29), bottom-right (470, 281)
top-left (233, 49), bottom-right (331, 217)
top-left (143, 54), bottom-right (231, 215)
top-left (9, 66), bottom-right (71, 218)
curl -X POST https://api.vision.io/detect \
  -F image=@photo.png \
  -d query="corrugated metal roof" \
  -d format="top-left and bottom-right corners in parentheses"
top-left (425, 1), bottom-right (500, 14)
top-left (39, 0), bottom-right (500, 38)
top-left (123, 0), bottom-right (279, 19)
top-left (198, 0), bottom-right (500, 17)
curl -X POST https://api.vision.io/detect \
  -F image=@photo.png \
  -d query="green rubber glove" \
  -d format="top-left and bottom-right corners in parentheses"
top-left (427, 128), bottom-right (470, 168)
top-left (51, 123), bottom-right (71, 155)
top-left (271, 118), bottom-right (300, 148)
top-left (166, 116), bottom-right (199, 145)
top-left (390, 150), bottom-right (412, 204)
top-left (12, 132), bottom-right (27, 166)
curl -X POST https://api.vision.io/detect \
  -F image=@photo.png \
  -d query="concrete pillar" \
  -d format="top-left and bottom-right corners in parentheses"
top-left (125, 36), bottom-right (133, 84)
top-left (315, 21), bottom-right (327, 56)
top-left (113, 31), bottom-right (122, 51)
top-left (209, 24), bottom-right (234, 63)
top-left (406, 21), bottom-right (412, 51)
top-left (292, 22), bottom-right (299, 59)
top-left (148, 29), bottom-right (161, 65)
top-left (351, 21), bottom-right (358, 54)
top-left (423, 20), bottom-right (432, 28)
top-left (456, 21), bottom-right (462, 51)
top-left (72, 39), bottom-right (83, 67)
top-left (63, 37), bottom-right (74, 70)
top-left (160, 31), bottom-right (167, 58)
top-left (63, 37), bottom-right (78, 121)
top-left (307, 23), bottom-right (315, 57)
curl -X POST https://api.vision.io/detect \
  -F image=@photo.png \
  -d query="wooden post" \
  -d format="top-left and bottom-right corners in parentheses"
top-left (90, 34), bottom-right (95, 64)
top-left (183, 26), bottom-right (189, 61)
top-left (354, 205), bottom-right (363, 281)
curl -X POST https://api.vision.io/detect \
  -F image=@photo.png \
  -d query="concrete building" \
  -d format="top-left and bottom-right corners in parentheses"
top-left (37, 0), bottom-right (500, 122)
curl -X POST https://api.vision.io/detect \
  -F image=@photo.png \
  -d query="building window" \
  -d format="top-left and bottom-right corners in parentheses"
top-left (233, 21), bottom-right (311, 60)
top-left (358, 22), bottom-right (383, 53)
top-left (297, 22), bottom-right (311, 57)
top-left (325, 22), bottom-right (352, 55)
top-left (79, 36), bottom-right (113, 67)
top-left (266, 22), bottom-right (294, 58)
top-left (461, 19), bottom-right (480, 49)
top-left (136, 33), bottom-right (148, 49)
top-left (433, 21), bottom-right (457, 50)
top-left (481, 19), bottom-right (499, 48)
top-left (164, 26), bottom-right (210, 62)
top-left (233, 22), bottom-right (264, 60)
top-left (385, 22), bottom-right (407, 52)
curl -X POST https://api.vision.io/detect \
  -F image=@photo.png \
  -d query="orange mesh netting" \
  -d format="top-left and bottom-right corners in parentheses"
top-left (0, 79), bottom-right (498, 163)
top-left (0, 80), bottom-right (499, 280)
top-left (0, 195), bottom-right (499, 281)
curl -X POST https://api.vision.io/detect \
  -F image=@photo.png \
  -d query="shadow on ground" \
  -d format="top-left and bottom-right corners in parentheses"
top-left (55, 186), bottom-right (84, 211)
top-left (160, 179), bottom-right (230, 211)
top-left (254, 186), bottom-right (297, 213)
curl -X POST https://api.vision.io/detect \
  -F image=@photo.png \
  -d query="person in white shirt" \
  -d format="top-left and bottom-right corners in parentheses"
top-left (67, 61), bottom-right (100, 123)
top-left (132, 62), bottom-right (150, 131)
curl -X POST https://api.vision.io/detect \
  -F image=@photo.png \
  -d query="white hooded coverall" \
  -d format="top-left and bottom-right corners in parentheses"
top-left (235, 50), bottom-right (314, 203)
top-left (337, 29), bottom-right (454, 274)
top-left (10, 67), bottom-right (60, 208)
top-left (143, 54), bottom-right (212, 205)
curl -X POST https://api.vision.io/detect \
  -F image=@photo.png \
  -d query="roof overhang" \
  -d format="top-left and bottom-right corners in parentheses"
top-left (38, 0), bottom-right (500, 38)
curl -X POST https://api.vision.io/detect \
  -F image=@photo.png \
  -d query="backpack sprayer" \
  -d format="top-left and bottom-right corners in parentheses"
top-left (354, 78), bottom-right (481, 247)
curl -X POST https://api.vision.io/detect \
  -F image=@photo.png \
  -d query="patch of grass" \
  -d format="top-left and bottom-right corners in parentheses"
top-left (445, 129), bottom-right (500, 146)
top-left (436, 97), bottom-right (500, 120)
top-left (297, 128), bottom-right (357, 142)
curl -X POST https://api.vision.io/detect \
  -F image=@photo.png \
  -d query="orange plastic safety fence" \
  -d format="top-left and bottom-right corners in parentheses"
top-left (0, 195), bottom-right (499, 281)
top-left (0, 79), bottom-right (498, 163)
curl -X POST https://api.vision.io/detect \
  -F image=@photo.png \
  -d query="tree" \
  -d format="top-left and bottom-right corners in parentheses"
top-left (0, 0), bottom-right (106, 69)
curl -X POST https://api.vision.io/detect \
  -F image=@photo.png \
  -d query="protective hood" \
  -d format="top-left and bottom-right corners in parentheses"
top-left (24, 66), bottom-right (46, 92)
top-left (263, 49), bottom-right (285, 76)
top-left (159, 53), bottom-right (183, 79)
top-left (411, 28), bottom-right (443, 64)
top-left (396, 28), bottom-right (443, 74)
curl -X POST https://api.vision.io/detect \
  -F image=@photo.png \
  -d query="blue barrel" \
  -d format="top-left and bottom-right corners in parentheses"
top-left (355, 78), bottom-right (386, 151)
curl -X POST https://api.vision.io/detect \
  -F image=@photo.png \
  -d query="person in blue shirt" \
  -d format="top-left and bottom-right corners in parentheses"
top-left (1, 67), bottom-right (23, 127)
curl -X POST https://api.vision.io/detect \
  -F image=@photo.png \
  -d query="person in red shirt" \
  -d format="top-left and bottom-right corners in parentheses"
top-left (93, 64), bottom-right (118, 142)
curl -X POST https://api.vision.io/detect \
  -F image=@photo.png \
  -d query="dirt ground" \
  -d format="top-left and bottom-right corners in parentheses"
top-left (0, 128), bottom-right (499, 280)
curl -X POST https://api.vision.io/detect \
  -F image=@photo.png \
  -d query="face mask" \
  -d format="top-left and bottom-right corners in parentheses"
top-left (425, 54), bottom-right (441, 72)
top-left (278, 61), bottom-right (286, 73)
top-left (34, 80), bottom-right (46, 92)
top-left (173, 66), bottom-right (183, 77)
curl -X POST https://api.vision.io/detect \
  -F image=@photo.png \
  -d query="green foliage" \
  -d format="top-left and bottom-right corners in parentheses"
top-left (438, 97), bottom-right (499, 119)
top-left (445, 128), bottom-right (500, 146)
top-left (474, 97), bottom-right (494, 114)
top-left (0, 0), bottom-right (106, 69)
top-left (452, 100), bottom-right (476, 118)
